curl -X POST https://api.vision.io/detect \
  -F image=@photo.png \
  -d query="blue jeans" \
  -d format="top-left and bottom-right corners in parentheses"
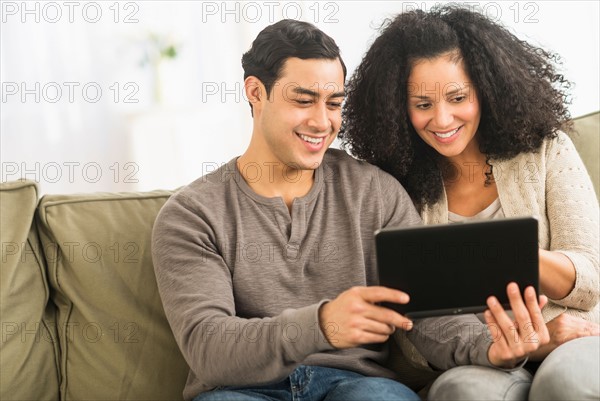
top-left (193, 365), bottom-right (420, 401)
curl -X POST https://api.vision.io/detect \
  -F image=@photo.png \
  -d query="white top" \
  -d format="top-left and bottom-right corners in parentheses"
top-left (448, 198), bottom-right (505, 223)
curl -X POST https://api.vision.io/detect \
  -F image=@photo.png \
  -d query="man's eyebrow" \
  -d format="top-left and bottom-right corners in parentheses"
top-left (292, 87), bottom-right (346, 98)
top-left (329, 91), bottom-right (346, 98)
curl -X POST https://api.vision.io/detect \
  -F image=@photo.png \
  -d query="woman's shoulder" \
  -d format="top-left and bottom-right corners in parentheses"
top-left (539, 131), bottom-right (588, 173)
top-left (543, 130), bottom-right (576, 153)
top-left (492, 131), bottom-right (576, 167)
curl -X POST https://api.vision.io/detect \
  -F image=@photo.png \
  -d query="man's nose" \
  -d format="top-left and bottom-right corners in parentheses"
top-left (307, 102), bottom-right (331, 132)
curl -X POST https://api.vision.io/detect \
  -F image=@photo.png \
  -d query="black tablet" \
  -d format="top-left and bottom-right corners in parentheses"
top-left (375, 217), bottom-right (539, 318)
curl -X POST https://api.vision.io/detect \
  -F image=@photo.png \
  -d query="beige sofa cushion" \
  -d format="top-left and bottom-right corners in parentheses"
top-left (570, 111), bottom-right (600, 199)
top-left (1, 180), bottom-right (60, 401)
top-left (36, 189), bottom-right (188, 401)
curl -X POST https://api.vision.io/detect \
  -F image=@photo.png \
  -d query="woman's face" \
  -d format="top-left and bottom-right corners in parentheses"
top-left (407, 54), bottom-right (481, 160)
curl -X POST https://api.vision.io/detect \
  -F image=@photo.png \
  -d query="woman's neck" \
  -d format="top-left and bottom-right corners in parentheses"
top-left (440, 142), bottom-right (498, 216)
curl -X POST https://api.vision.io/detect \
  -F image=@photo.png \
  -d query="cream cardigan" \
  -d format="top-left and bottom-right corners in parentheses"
top-left (421, 131), bottom-right (599, 323)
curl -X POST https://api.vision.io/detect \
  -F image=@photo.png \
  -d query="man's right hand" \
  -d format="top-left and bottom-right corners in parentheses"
top-left (318, 286), bottom-right (412, 349)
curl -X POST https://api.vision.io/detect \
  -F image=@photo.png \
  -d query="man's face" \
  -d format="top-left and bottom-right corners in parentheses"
top-left (252, 57), bottom-right (345, 171)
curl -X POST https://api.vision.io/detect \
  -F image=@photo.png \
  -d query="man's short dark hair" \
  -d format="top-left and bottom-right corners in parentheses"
top-left (242, 19), bottom-right (346, 113)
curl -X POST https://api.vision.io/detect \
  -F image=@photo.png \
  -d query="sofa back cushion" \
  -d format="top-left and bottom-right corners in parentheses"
top-left (1, 180), bottom-right (60, 401)
top-left (36, 189), bottom-right (188, 401)
top-left (570, 111), bottom-right (600, 199)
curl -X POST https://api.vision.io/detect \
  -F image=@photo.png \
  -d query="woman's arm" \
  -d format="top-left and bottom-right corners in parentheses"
top-left (538, 249), bottom-right (576, 300)
top-left (543, 132), bottom-right (599, 310)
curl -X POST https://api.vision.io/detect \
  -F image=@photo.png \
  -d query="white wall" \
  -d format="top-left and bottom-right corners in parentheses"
top-left (1, 1), bottom-right (598, 193)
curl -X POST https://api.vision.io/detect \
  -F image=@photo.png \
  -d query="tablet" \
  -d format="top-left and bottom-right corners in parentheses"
top-left (375, 217), bottom-right (539, 318)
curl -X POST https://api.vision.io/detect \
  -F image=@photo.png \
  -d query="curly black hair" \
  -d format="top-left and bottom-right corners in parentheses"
top-left (340, 5), bottom-right (571, 209)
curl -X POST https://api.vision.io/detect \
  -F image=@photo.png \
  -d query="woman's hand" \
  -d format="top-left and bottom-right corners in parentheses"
top-left (485, 283), bottom-right (550, 368)
top-left (528, 314), bottom-right (600, 361)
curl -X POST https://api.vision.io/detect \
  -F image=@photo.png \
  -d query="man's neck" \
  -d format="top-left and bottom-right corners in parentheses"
top-left (237, 154), bottom-right (316, 212)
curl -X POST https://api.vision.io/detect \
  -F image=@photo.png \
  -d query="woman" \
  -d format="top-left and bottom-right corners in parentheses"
top-left (341, 5), bottom-right (599, 400)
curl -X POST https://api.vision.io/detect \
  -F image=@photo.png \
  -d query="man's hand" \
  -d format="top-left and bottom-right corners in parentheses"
top-left (318, 286), bottom-right (412, 349)
top-left (485, 283), bottom-right (550, 368)
top-left (528, 314), bottom-right (600, 361)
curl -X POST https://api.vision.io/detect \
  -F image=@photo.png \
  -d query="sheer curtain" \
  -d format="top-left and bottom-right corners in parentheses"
top-left (2, 1), bottom-right (598, 194)
top-left (1, 10), bottom-right (123, 193)
top-left (1, 1), bottom-right (254, 193)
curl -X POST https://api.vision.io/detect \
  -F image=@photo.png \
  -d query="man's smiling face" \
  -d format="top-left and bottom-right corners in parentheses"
top-left (252, 57), bottom-right (345, 172)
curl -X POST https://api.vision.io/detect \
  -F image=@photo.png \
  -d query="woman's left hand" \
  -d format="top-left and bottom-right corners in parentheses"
top-left (485, 283), bottom-right (550, 368)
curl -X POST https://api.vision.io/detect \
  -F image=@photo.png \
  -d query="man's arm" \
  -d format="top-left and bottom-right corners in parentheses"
top-left (151, 193), bottom-right (334, 390)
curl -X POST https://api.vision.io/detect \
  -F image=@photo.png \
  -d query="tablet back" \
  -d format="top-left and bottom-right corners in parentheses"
top-left (375, 217), bottom-right (539, 318)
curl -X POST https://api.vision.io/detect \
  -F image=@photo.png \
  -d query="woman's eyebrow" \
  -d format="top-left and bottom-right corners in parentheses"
top-left (409, 86), bottom-right (469, 99)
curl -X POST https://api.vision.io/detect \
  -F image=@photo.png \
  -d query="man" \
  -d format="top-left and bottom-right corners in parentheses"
top-left (152, 19), bottom-right (421, 401)
top-left (152, 19), bottom-right (547, 401)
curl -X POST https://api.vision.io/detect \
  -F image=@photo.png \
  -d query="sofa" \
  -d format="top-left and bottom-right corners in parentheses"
top-left (1, 112), bottom-right (598, 401)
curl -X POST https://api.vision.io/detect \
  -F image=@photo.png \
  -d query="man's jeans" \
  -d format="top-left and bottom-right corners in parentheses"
top-left (193, 365), bottom-right (420, 401)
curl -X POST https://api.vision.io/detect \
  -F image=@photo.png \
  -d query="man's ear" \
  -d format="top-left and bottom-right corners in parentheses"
top-left (244, 76), bottom-right (266, 111)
